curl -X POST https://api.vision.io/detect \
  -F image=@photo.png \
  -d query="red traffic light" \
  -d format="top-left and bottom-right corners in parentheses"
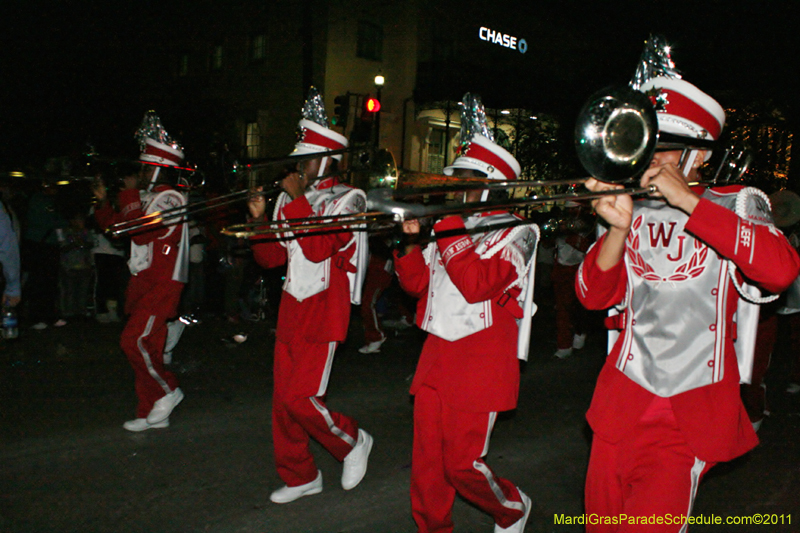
top-left (365, 97), bottom-right (381, 113)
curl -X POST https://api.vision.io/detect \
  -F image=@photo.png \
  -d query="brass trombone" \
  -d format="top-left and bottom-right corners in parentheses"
top-left (105, 146), bottom-right (371, 237)
top-left (220, 183), bottom-right (657, 238)
top-left (222, 89), bottom-right (751, 238)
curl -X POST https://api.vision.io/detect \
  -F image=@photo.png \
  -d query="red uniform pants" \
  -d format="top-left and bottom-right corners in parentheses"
top-left (120, 279), bottom-right (183, 418)
top-left (411, 384), bottom-right (525, 533)
top-left (585, 397), bottom-right (714, 533)
top-left (360, 257), bottom-right (393, 344)
top-left (741, 312), bottom-right (777, 423)
top-left (552, 262), bottom-right (586, 350)
top-left (273, 338), bottom-right (359, 487)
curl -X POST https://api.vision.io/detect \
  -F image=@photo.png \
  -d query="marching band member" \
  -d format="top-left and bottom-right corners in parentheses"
top-left (93, 112), bottom-right (189, 432)
top-left (576, 38), bottom-right (800, 531)
top-left (395, 94), bottom-right (539, 533)
top-left (246, 88), bottom-right (372, 504)
top-left (551, 200), bottom-right (595, 358)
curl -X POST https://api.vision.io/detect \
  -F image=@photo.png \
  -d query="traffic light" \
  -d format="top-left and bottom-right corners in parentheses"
top-left (333, 94), bottom-right (349, 128)
top-left (364, 97), bottom-right (381, 113)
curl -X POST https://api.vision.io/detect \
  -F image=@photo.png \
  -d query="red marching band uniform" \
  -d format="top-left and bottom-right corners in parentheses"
top-left (395, 97), bottom-right (539, 533)
top-left (94, 115), bottom-right (189, 432)
top-left (248, 100), bottom-right (372, 504)
top-left (576, 69), bottom-right (800, 530)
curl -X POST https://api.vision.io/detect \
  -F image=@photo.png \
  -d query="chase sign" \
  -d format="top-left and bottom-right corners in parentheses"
top-left (479, 26), bottom-right (527, 54)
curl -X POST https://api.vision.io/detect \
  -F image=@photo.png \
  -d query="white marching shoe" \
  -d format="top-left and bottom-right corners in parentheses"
top-left (358, 338), bottom-right (386, 354)
top-left (554, 347), bottom-right (573, 359)
top-left (341, 429), bottom-right (373, 490)
top-left (383, 316), bottom-right (413, 330)
top-left (270, 470), bottom-right (323, 504)
top-left (123, 418), bottom-right (169, 432)
top-left (146, 388), bottom-right (184, 424)
top-left (495, 488), bottom-right (532, 533)
top-left (572, 333), bottom-right (586, 350)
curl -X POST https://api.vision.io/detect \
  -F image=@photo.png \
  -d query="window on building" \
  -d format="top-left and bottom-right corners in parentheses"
top-left (426, 128), bottom-right (446, 174)
top-left (211, 45), bottom-right (223, 71)
top-left (251, 33), bottom-right (267, 62)
top-left (178, 54), bottom-right (189, 77)
top-left (356, 21), bottom-right (383, 61)
top-left (246, 122), bottom-right (261, 159)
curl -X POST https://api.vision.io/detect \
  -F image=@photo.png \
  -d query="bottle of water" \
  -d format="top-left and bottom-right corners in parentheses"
top-left (2, 306), bottom-right (18, 340)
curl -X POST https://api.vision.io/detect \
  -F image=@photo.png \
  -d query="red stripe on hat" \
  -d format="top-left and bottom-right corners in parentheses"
top-left (301, 128), bottom-right (346, 151)
top-left (463, 142), bottom-right (517, 181)
top-left (660, 89), bottom-right (722, 140)
top-left (142, 144), bottom-right (183, 165)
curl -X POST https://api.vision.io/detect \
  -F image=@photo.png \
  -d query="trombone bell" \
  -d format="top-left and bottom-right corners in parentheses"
top-left (574, 86), bottom-right (658, 183)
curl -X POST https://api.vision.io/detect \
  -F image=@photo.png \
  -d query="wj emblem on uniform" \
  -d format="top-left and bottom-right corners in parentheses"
top-left (627, 215), bottom-right (709, 285)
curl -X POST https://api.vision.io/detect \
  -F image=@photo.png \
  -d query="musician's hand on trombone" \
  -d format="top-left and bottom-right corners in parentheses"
top-left (247, 186), bottom-right (267, 221)
top-left (281, 171), bottom-right (308, 200)
top-left (584, 178), bottom-right (632, 233)
top-left (640, 162), bottom-right (700, 216)
top-left (399, 219), bottom-right (421, 256)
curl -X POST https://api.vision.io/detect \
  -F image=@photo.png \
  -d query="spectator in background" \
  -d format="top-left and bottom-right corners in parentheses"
top-left (740, 190), bottom-right (800, 430)
top-left (782, 223), bottom-right (800, 394)
top-left (0, 179), bottom-right (22, 243)
top-left (180, 220), bottom-right (206, 318)
top-left (90, 169), bottom-right (129, 323)
top-left (0, 200), bottom-right (22, 311)
top-left (57, 212), bottom-right (94, 321)
top-left (765, 192), bottom-right (800, 398)
top-left (22, 181), bottom-right (66, 329)
top-left (91, 223), bottom-right (128, 323)
top-left (551, 201), bottom-right (595, 359)
top-left (358, 235), bottom-right (395, 353)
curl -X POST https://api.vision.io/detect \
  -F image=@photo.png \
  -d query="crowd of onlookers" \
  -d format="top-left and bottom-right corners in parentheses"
top-left (0, 174), bottom-right (283, 334)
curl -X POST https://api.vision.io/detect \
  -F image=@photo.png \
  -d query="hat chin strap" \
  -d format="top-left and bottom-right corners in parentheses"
top-left (461, 190), bottom-right (491, 203)
top-left (681, 150), bottom-right (700, 177)
top-left (317, 156), bottom-right (329, 179)
top-left (147, 166), bottom-right (161, 192)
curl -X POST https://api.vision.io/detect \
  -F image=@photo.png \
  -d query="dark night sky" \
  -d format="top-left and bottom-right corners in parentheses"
top-left (2, 0), bottom-right (797, 170)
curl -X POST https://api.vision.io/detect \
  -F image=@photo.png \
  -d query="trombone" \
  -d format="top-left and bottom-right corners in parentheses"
top-left (220, 183), bottom-right (657, 238)
top-left (222, 85), bottom-right (752, 238)
top-left (105, 146), bottom-right (370, 237)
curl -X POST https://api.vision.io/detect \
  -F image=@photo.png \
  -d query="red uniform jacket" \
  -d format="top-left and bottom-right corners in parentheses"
top-left (250, 186), bottom-right (355, 344)
top-left (577, 192), bottom-right (800, 462)
top-left (95, 186), bottom-right (185, 315)
top-left (395, 215), bottom-right (524, 413)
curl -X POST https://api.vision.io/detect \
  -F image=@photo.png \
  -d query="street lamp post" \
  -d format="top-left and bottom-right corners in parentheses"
top-left (374, 73), bottom-right (384, 148)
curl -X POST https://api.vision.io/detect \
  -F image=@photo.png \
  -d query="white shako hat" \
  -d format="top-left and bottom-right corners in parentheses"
top-left (444, 93), bottom-right (521, 181)
top-left (444, 134), bottom-right (521, 181)
top-left (640, 76), bottom-right (726, 149)
top-left (290, 87), bottom-right (348, 161)
top-left (135, 111), bottom-right (185, 166)
top-left (140, 138), bottom-right (185, 166)
top-left (631, 36), bottom-right (725, 162)
top-left (291, 119), bottom-right (349, 161)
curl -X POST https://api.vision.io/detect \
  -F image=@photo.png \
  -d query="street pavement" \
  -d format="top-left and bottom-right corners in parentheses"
top-left (1, 302), bottom-right (799, 533)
